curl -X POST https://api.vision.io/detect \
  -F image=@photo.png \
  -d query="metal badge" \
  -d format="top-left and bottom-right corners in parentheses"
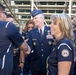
top-left (48, 41), bottom-right (52, 45)
top-left (62, 49), bottom-right (69, 57)
top-left (14, 50), bottom-right (16, 54)
top-left (33, 42), bottom-right (36, 45)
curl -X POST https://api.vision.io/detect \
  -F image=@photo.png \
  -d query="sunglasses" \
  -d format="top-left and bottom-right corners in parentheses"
top-left (28, 27), bottom-right (34, 28)
top-left (3, 12), bottom-right (7, 15)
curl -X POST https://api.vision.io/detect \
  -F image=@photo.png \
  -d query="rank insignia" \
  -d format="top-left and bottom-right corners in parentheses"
top-left (46, 34), bottom-right (53, 39)
top-left (62, 49), bottom-right (69, 57)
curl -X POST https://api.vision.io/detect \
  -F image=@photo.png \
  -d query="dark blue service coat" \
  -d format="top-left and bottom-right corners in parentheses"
top-left (28, 26), bottom-right (53, 72)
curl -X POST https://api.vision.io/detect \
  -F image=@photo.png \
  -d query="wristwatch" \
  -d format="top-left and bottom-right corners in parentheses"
top-left (20, 61), bottom-right (24, 64)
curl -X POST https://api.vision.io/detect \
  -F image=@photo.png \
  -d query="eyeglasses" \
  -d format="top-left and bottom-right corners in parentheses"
top-left (28, 27), bottom-right (34, 28)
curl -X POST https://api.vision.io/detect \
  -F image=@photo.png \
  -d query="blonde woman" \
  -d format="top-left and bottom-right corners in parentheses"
top-left (47, 14), bottom-right (74, 75)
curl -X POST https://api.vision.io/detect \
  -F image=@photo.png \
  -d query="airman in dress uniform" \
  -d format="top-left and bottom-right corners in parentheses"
top-left (28, 10), bottom-right (53, 75)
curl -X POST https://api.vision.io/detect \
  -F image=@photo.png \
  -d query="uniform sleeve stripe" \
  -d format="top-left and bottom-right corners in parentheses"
top-left (58, 43), bottom-right (72, 50)
top-left (5, 22), bottom-right (10, 28)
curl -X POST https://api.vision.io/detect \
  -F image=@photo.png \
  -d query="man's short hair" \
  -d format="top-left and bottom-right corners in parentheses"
top-left (0, 4), bottom-right (5, 11)
top-left (7, 14), bottom-right (13, 18)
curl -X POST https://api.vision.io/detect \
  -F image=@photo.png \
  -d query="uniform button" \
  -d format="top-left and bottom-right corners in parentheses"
top-left (41, 54), bottom-right (44, 57)
top-left (41, 44), bottom-right (43, 45)
top-left (41, 49), bottom-right (43, 51)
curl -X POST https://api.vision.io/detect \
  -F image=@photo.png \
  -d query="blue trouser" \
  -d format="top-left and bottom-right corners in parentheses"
top-left (0, 50), bottom-right (13, 75)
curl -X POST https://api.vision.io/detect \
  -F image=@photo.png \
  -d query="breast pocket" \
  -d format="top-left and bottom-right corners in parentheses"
top-left (32, 39), bottom-right (37, 46)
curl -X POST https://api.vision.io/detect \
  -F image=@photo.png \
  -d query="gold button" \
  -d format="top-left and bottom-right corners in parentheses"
top-left (41, 49), bottom-right (43, 51)
top-left (41, 44), bottom-right (43, 45)
top-left (42, 55), bottom-right (44, 56)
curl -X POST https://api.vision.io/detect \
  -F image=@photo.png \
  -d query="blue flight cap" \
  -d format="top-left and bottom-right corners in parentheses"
top-left (30, 10), bottom-right (43, 17)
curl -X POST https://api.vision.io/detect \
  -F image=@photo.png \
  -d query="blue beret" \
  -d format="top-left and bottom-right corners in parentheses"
top-left (30, 10), bottom-right (43, 17)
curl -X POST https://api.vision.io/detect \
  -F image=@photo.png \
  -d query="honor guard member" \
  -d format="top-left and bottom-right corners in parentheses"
top-left (28, 10), bottom-right (53, 75)
top-left (47, 14), bottom-right (74, 75)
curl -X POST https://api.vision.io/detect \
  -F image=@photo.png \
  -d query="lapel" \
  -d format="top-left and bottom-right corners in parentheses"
top-left (35, 28), bottom-right (41, 42)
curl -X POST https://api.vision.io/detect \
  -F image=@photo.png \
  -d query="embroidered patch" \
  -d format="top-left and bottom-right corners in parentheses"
top-left (62, 49), bottom-right (69, 57)
top-left (48, 41), bottom-right (52, 45)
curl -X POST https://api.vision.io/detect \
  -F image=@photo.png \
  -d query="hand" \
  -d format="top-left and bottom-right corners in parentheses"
top-left (20, 40), bottom-right (30, 54)
top-left (24, 39), bottom-right (28, 42)
top-left (19, 62), bottom-right (24, 69)
top-left (25, 46), bottom-right (30, 54)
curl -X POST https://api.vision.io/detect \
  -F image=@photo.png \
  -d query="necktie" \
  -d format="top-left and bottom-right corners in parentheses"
top-left (40, 29), bottom-right (42, 39)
